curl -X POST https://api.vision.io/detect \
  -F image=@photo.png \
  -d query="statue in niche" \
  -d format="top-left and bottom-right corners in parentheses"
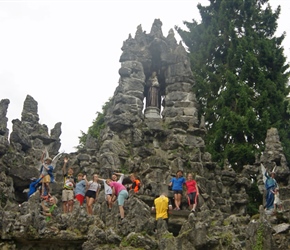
top-left (146, 72), bottom-right (160, 109)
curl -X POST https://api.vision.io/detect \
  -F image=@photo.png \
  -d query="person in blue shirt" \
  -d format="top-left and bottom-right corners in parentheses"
top-left (168, 170), bottom-right (186, 210)
top-left (75, 173), bottom-right (86, 206)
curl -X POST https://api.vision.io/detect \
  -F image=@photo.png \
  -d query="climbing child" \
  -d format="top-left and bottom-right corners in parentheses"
top-left (41, 196), bottom-right (58, 222)
top-left (129, 173), bottom-right (141, 193)
top-left (62, 157), bottom-right (76, 213)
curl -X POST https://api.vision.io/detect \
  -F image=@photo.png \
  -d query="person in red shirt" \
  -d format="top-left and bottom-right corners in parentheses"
top-left (185, 173), bottom-right (199, 213)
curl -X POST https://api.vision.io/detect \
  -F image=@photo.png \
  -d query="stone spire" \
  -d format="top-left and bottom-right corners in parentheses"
top-left (150, 19), bottom-right (163, 38)
top-left (0, 99), bottom-right (9, 136)
top-left (0, 99), bottom-right (10, 155)
top-left (21, 95), bottom-right (39, 123)
top-left (10, 95), bottom-right (61, 154)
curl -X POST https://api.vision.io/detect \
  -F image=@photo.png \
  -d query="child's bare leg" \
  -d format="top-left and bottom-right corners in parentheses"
top-left (68, 200), bottom-right (74, 213)
top-left (63, 201), bottom-right (68, 213)
top-left (119, 205), bottom-right (125, 219)
top-left (41, 182), bottom-right (45, 196)
top-left (278, 204), bottom-right (283, 211)
top-left (45, 183), bottom-right (50, 196)
top-left (107, 195), bottom-right (113, 209)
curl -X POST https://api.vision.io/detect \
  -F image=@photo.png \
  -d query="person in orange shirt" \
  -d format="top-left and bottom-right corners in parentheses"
top-left (130, 173), bottom-right (141, 193)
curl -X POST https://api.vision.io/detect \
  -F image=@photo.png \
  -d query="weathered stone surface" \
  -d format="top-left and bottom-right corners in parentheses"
top-left (1, 20), bottom-right (290, 250)
top-left (21, 95), bottom-right (39, 123)
top-left (10, 119), bottom-right (32, 151)
top-left (0, 135), bottom-right (9, 156)
top-left (0, 99), bottom-right (9, 136)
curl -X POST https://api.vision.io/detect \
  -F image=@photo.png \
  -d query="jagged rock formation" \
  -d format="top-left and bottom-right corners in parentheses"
top-left (0, 95), bottom-right (62, 203)
top-left (0, 99), bottom-right (10, 156)
top-left (0, 20), bottom-right (290, 249)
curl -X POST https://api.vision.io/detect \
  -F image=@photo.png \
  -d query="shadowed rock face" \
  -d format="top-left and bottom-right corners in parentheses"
top-left (0, 99), bottom-right (10, 156)
top-left (0, 19), bottom-right (290, 250)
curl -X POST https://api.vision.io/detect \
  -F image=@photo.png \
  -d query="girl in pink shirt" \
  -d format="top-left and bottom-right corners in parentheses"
top-left (106, 179), bottom-right (128, 223)
top-left (185, 173), bottom-right (198, 213)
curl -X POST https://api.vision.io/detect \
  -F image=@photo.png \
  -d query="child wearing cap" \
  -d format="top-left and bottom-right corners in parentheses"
top-left (39, 154), bottom-right (54, 199)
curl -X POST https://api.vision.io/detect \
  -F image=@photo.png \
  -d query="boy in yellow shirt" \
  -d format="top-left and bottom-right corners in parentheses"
top-left (151, 192), bottom-right (172, 232)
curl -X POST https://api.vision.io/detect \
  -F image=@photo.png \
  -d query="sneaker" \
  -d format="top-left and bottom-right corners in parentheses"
top-left (108, 208), bottom-right (112, 212)
top-left (191, 209), bottom-right (195, 213)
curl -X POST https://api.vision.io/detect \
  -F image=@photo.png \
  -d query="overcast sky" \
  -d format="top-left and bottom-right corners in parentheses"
top-left (1, 0), bottom-right (289, 153)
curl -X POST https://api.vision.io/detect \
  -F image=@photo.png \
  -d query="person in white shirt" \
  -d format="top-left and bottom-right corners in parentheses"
top-left (84, 174), bottom-right (101, 215)
top-left (99, 172), bottom-right (124, 211)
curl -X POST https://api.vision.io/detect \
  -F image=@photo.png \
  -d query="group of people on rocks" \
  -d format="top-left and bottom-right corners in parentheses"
top-left (33, 151), bottom-right (284, 229)
top-left (33, 152), bottom-right (199, 224)
top-left (168, 170), bottom-right (198, 213)
top-left (31, 153), bottom-right (142, 222)
top-left (152, 167), bottom-right (285, 233)
top-left (151, 170), bottom-right (199, 233)
top-left (153, 169), bottom-right (288, 236)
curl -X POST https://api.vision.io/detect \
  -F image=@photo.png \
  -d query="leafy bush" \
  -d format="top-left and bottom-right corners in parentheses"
top-left (246, 181), bottom-right (263, 216)
top-left (77, 98), bottom-right (112, 149)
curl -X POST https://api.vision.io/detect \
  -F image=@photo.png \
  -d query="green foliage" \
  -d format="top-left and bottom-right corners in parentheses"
top-left (77, 98), bottom-right (112, 149)
top-left (176, 0), bottom-right (290, 170)
top-left (219, 232), bottom-right (233, 246)
top-left (210, 220), bottom-right (218, 227)
top-left (162, 232), bottom-right (174, 239)
top-left (120, 239), bottom-right (130, 247)
top-left (120, 164), bottom-right (129, 174)
top-left (253, 224), bottom-right (264, 250)
top-left (185, 160), bottom-right (191, 169)
top-left (120, 233), bottom-right (151, 249)
top-left (27, 225), bottom-right (38, 238)
top-left (251, 214), bottom-right (260, 220)
top-left (280, 96), bottom-right (290, 165)
top-left (0, 193), bottom-right (7, 207)
top-left (246, 181), bottom-right (263, 216)
top-left (77, 131), bottom-right (87, 150)
top-left (223, 219), bottom-right (230, 227)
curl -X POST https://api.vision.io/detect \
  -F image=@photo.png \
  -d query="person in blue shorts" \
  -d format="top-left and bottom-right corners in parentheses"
top-left (106, 179), bottom-right (128, 224)
top-left (168, 170), bottom-right (186, 210)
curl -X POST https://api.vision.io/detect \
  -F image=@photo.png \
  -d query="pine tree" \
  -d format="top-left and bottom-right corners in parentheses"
top-left (176, 0), bottom-right (290, 171)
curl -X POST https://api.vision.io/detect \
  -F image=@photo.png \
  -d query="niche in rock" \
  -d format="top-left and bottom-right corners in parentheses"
top-left (143, 49), bottom-right (166, 119)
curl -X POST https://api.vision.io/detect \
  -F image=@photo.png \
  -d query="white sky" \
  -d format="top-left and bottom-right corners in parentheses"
top-left (1, 0), bottom-right (289, 153)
